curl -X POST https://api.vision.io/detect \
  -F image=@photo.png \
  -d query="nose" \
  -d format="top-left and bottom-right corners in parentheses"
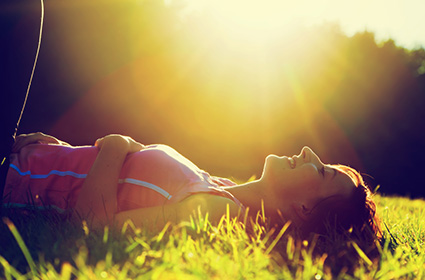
top-left (300, 146), bottom-right (324, 166)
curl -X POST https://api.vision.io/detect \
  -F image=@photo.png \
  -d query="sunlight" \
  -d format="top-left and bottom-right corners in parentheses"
top-left (206, 0), bottom-right (295, 35)
top-left (283, 66), bottom-right (323, 150)
top-left (189, 0), bottom-right (425, 48)
top-left (46, 0), bottom-right (373, 181)
top-left (175, 0), bottom-right (315, 105)
top-left (187, 0), bottom-right (303, 44)
top-left (158, 0), bottom-right (339, 156)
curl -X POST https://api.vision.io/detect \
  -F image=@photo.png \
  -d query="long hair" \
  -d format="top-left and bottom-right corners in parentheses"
top-left (299, 165), bottom-right (381, 241)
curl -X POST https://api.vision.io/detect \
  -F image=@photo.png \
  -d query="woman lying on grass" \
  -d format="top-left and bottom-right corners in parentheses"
top-left (2, 132), bottom-right (381, 242)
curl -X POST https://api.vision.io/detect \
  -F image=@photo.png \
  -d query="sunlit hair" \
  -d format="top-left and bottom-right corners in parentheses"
top-left (299, 165), bottom-right (381, 241)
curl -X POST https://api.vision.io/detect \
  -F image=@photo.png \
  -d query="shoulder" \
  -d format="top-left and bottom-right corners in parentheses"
top-left (134, 144), bottom-right (200, 169)
top-left (135, 144), bottom-right (176, 158)
top-left (179, 193), bottom-right (241, 223)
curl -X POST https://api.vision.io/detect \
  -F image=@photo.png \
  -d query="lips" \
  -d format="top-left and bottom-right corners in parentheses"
top-left (288, 157), bottom-right (296, 168)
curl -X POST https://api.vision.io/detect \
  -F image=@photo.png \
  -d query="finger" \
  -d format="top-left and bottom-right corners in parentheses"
top-left (94, 138), bottom-right (104, 148)
top-left (12, 136), bottom-right (31, 153)
top-left (38, 133), bottom-right (60, 145)
top-left (135, 143), bottom-right (145, 150)
top-left (11, 138), bottom-right (22, 153)
top-left (12, 134), bottom-right (33, 151)
top-left (129, 142), bottom-right (146, 153)
top-left (12, 133), bottom-right (55, 152)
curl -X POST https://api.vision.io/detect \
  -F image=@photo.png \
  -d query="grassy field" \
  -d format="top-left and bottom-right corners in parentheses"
top-left (0, 194), bottom-right (424, 279)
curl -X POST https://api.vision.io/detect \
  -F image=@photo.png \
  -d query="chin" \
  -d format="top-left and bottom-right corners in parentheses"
top-left (265, 155), bottom-right (282, 171)
top-left (266, 154), bottom-right (279, 162)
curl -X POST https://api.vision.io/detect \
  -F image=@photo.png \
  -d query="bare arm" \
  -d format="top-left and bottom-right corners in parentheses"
top-left (114, 193), bottom-right (241, 231)
top-left (77, 135), bottom-right (241, 229)
top-left (13, 133), bottom-right (242, 230)
top-left (74, 134), bottom-right (144, 226)
top-left (12, 132), bottom-right (71, 152)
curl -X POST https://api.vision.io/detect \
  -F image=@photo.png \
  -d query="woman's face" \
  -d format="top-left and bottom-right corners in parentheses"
top-left (261, 146), bottom-right (355, 208)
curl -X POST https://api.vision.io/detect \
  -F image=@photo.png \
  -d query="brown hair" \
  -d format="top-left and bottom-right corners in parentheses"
top-left (299, 165), bottom-right (381, 241)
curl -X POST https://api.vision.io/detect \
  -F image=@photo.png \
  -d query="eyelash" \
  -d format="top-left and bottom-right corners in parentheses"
top-left (319, 167), bottom-right (325, 176)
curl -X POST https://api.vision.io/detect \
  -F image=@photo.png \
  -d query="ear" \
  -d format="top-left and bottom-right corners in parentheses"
top-left (293, 203), bottom-right (312, 222)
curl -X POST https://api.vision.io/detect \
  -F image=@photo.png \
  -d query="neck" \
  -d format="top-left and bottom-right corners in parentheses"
top-left (225, 179), bottom-right (272, 218)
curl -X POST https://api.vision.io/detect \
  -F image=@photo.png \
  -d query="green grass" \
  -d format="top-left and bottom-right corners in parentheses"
top-left (0, 195), bottom-right (424, 279)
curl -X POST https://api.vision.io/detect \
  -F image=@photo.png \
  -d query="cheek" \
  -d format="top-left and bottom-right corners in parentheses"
top-left (265, 162), bottom-right (321, 193)
top-left (291, 174), bottom-right (319, 192)
top-left (276, 168), bottom-right (320, 192)
top-left (289, 166), bottom-right (319, 185)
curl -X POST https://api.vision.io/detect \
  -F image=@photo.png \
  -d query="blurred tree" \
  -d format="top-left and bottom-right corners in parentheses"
top-left (406, 47), bottom-right (425, 75)
top-left (6, 0), bottom-right (425, 196)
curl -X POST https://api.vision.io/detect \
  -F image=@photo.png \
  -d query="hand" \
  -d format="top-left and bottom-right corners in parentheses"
top-left (94, 134), bottom-right (145, 154)
top-left (12, 132), bottom-right (64, 153)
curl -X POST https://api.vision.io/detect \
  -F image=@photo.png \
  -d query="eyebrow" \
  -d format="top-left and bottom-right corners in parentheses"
top-left (326, 166), bottom-right (338, 180)
top-left (331, 168), bottom-right (337, 180)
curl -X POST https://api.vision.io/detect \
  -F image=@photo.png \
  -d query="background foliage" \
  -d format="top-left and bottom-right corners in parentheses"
top-left (1, 0), bottom-right (425, 196)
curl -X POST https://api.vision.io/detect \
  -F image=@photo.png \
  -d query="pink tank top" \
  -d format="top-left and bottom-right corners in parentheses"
top-left (3, 144), bottom-right (243, 213)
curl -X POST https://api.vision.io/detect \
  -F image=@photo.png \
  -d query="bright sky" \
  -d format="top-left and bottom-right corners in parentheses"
top-left (182, 0), bottom-right (425, 49)
top-left (306, 0), bottom-right (425, 49)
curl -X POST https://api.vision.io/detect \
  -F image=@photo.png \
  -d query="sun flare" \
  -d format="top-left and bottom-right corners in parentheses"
top-left (183, 0), bottom-right (305, 43)
top-left (175, 0), bottom-right (316, 101)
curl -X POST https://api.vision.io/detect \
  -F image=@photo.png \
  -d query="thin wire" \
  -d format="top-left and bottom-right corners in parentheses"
top-left (14, 0), bottom-right (45, 138)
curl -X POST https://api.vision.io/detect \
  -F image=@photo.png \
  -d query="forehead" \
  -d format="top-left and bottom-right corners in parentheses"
top-left (320, 167), bottom-right (356, 198)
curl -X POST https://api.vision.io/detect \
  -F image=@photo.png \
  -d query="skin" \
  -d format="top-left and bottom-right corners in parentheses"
top-left (13, 132), bottom-right (71, 151)
top-left (12, 133), bottom-right (240, 230)
top-left (12, 133), bottom-right (355, 230)
top-left (225, 146), bottom-right (356, 226)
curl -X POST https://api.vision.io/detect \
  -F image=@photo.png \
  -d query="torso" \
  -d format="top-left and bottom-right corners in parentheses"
top-left (3, 144), bottom-right (242, 213)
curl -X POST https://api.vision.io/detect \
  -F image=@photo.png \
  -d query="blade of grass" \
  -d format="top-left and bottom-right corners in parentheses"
top-left (0, 255), bottom-right (25, 280)
top-left (60, 262), bottom-right (72, 280)
top-left (103, 226), bottom-right (109, 244)
top-left (155, 222), bottom-right (171, 243)
top-left (351, 242), bottom-right (373, 266)
top-left (265, 221), bottom-right (291, 255)
top-left (3, 217), bottom-right (37, 276)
